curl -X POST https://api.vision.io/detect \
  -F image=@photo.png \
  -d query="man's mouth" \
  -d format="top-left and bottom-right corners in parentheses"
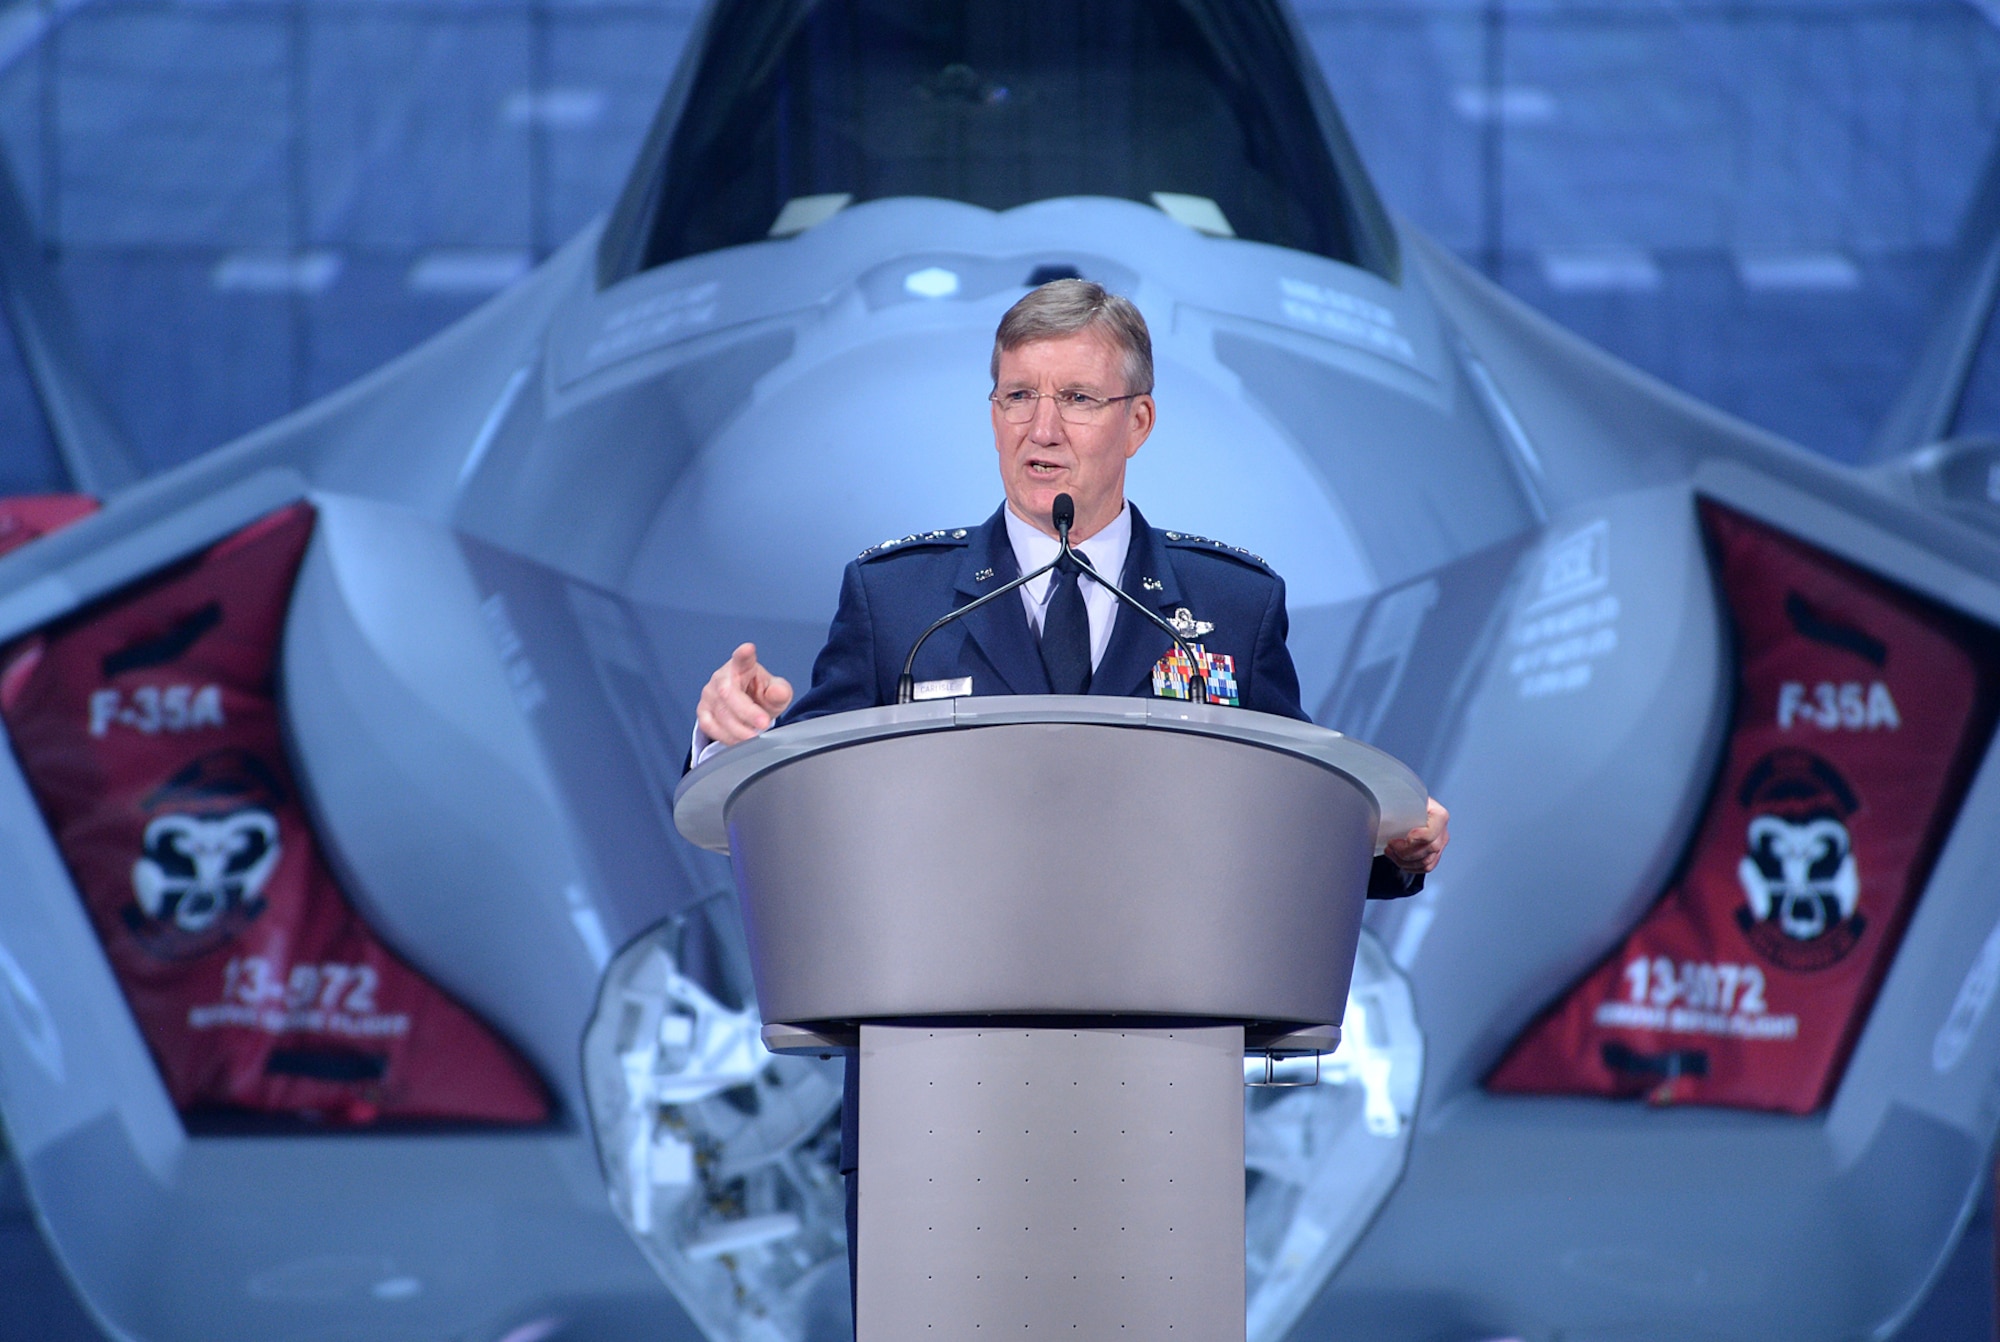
top-left (1027, 458), bottom-right (1066, 478)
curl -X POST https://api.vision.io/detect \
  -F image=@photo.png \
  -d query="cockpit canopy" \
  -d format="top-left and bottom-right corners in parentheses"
top-left (599, 0), bottom-right (1397, 285)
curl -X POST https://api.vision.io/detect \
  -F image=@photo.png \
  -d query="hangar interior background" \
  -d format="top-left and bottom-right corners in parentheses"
top-left (0, 0), bottom-right (1988, 487)
top-left (0, 0), bottom-right (1997, 1338)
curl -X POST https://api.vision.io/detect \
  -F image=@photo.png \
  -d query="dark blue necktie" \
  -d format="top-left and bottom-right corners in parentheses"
top-left (1040, 552), bottom-right (1092, 695)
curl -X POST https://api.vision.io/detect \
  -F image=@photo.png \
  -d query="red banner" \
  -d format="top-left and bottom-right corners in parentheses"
top-left (1, 503), bottom-right (548, 1124)
top-left (0, 494), bottom-right (98, 558)
top-left (1489, 500), bottom-right (2000, 1112)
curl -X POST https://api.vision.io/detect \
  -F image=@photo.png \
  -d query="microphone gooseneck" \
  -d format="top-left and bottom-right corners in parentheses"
top-left (897, 541), bottom-right (1061, 704)
top-left (896, 494), bottom-right (1214, 707)
top-left (1061, 546), bottom-right (1210, 708)
top-left (1052, 494), bottom-right (1209, 707)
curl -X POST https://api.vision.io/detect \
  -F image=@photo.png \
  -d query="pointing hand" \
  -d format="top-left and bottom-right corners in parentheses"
top-left (696, 643), bottom-right (794, 747)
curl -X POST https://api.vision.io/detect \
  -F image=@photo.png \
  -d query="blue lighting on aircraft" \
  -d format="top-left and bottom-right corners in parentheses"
top-left (903, 266), bottom-right (962, 299)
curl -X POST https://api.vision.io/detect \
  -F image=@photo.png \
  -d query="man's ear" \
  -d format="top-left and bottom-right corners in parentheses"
top-left (1125, 395), bottom-right (1156, 457)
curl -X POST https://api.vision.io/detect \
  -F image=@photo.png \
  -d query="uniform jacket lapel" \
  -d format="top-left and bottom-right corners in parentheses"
top-left (1089, 503), bottom-right (1182, 700)
top-left (952, 505), bottom-right (1052, 695)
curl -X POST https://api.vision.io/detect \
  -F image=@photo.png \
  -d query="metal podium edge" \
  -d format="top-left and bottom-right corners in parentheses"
top-left (672, 695), bottom-right (1427, 855)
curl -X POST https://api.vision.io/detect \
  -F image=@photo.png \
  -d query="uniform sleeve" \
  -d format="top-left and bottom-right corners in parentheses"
top-left (1246, 570), bottom-right (1308, 722)
top-left (1249, 571), bottom-right (1422, 899)
top-left (1367, 859), bottom-right (1424, 899)
top-left (781, 560), bottom-right (886, 725)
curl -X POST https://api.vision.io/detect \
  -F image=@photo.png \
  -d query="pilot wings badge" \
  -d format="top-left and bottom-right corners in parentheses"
top-left (1170, 607), bottom-right (1214, 639)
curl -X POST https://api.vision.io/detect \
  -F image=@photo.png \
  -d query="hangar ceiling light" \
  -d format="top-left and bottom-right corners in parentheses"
top-left (408, 249), bottom-right (532, 295)
top-left (210, 250), bottom-right (342, 295)
top-left (1540, 247), bottom-right (1663, 293)
top-left (1736, 250), bottom-right (1862, 292)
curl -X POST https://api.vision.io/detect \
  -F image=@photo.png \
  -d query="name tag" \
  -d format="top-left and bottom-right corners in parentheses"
top-left (912, 677), bottom-right (973, 701)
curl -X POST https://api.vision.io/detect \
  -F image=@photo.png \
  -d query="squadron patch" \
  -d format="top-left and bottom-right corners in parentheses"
top-left (1733, 750), bottom-right (1866, 972)
top-left (857, 528), bottom-right (972, 562)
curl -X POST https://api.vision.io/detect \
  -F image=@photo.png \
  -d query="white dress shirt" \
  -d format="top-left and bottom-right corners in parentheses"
top-left (1002, 500), bottom-right (1130, 672)
top-left (693, 502), bottom-right (1133, 764)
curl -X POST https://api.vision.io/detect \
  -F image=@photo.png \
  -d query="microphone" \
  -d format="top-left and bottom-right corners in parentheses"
top-left (896, 494), bottom-right (1213, 707)
top-left (1049, 497), bottom-right (1210, 708)
top-left (895, 502), bottom-right (1066, 703)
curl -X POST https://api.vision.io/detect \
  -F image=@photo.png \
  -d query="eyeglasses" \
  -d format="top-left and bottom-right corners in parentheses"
top-left (989, 388), bottom-right (1143, 424)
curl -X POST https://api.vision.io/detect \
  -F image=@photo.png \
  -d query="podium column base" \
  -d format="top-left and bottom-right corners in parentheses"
top-left (857, 1022), bottom-right (1245, 1341)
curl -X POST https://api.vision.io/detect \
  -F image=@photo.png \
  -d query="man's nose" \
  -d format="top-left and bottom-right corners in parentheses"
top-left (1028, 395), bottom-right (1067, 441)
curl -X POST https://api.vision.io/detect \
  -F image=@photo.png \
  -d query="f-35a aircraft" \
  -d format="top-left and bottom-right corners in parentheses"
top-left (3, 2), bottom-right (2000, 1340)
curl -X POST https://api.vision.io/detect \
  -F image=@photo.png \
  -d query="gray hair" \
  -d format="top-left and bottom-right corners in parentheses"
top-left (990, 279), bottom-right (1154, 395)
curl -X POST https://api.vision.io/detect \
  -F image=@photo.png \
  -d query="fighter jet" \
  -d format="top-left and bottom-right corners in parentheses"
top-left (2, 1), bottom-right (1999, 1340)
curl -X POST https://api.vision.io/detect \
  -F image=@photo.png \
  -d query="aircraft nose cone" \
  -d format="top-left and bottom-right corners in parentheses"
top-left (630, 319), bottom-right (999, 622)
top-left (628, 314), bottom-right (1373, 623)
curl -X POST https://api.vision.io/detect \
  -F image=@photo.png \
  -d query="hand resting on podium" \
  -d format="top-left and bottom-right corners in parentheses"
top-left (690, 640), bottom-right (1449, 877)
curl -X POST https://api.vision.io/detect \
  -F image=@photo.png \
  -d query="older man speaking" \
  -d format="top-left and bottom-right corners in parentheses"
top-left (697, 277), bottom-right (1448, 867)
top-left (690, 277), bottom-right (1449, 1301)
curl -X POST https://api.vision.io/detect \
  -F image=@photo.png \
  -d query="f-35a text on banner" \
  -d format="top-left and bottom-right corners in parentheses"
top-left (0, 501), bottom-right (549, 1125)
top-left (1490, 500), bottom-right (2000, 1112)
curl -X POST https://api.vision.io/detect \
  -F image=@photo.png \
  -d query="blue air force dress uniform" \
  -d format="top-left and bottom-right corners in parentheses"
top-left (770, 500), bottom-right (1424, 1277)
top-left (788, 501), bottom-right (1297, 718)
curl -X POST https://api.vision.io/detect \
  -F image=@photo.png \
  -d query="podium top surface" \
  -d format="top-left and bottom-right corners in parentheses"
top-left (673, 695), bottom-right (1426, 855)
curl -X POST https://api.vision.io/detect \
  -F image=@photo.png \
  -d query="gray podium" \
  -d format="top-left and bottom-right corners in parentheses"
top-left (673, 696), bottom-right (1426, 1341)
